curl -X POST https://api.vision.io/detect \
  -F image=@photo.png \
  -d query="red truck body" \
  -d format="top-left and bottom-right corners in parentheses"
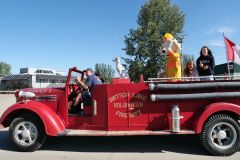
top-left (0, 67), bottom-right (240, 155)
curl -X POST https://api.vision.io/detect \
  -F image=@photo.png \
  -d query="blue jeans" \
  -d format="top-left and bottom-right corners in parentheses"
top-left (82, 91), bottom-right (92, 105)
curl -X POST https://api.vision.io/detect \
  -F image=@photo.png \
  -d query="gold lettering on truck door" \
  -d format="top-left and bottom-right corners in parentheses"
top-left (109, 92), bottom-right (147, 119)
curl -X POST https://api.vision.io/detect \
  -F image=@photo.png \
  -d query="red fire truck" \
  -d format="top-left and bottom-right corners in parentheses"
top-left (0, 67), bottom-right (240, 156)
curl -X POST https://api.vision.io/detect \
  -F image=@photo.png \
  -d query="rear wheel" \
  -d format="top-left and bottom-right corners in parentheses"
top-left (9, 114), bottom-right (46, 152)
top-left (201, 114), bottom-right (240, 156)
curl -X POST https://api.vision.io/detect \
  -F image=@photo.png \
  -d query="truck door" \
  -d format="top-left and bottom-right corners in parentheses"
top-left (108, 89), bottom-right (129, 129)
top-left (65, 68), bottom-right (93, 127)
top-left (108, 83), bottom-right (149, 129)
top-left (127, 90), bottom-right (149, 129)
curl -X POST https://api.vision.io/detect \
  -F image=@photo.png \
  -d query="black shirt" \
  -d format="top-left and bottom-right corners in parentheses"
top-left (196, 55), bottom-right (215, 76)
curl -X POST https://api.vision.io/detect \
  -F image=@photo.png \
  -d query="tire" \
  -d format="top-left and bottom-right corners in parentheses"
top-left (201, 114), bottom-right (240, 156)
top-left (9, 114), bottom-right (46, 152)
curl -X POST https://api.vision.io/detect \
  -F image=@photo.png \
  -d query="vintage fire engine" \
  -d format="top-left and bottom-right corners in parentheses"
top-left (0, 67), bottom-right (240, 156)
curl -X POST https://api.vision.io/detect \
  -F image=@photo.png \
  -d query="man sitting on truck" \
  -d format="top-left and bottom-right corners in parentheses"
top-left (73, 68), bottom-right (102, 107)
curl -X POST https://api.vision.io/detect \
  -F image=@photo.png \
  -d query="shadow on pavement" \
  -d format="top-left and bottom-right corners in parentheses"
top-left (43, 134), bottom-right (209, 155)
top-left (0, 129), bottom-right (209, 155)
top-left (0, 130), bottom-right (15, 151)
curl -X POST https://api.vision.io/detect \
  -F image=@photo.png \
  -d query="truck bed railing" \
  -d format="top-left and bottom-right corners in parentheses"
top-left (146, 75), bottom-right (240, 83)
top-left (148, 75), bottom-right (240, 101)
top-left (149, 81), bottom-right (240, 91)
top-left (150, 92), bottom-right (240, 101)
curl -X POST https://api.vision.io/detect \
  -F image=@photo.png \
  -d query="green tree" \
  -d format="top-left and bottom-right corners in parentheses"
top-left (95, 63), bottom-right (115, 84)
top-left (123, 0), bottom-right (185, 82)
top-left (0, 61), bottom-right (11, 75)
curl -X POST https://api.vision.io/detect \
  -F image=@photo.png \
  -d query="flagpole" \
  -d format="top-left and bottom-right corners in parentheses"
top-left (223, 32), bottom-right (231, 79)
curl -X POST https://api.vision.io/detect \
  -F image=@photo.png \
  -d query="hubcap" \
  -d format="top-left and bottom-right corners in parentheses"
top-left (217, 130), bottom-right (227, 139)
top-left (22, 130), bottom-right (31, 139)
top-left (210, 122), bottom-right (237, 150)
top-left (14, 121), bottom-right (38, 146)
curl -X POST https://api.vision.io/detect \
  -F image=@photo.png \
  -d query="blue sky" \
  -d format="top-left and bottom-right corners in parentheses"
top-left (173, 0), bottom-right (240, 66)
top-left (0, 0), bottom-right (240, 74)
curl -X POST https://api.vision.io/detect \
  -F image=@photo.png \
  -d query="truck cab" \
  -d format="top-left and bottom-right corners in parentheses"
top-left (0, 67), bottom-right (240, 156)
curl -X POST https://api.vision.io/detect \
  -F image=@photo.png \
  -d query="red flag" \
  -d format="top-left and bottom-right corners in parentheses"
top-left (224, 37), bottom-right (240, 64)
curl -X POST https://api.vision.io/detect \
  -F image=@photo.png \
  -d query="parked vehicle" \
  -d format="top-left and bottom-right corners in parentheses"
top-left (0, 67), bottom-right (240, 156)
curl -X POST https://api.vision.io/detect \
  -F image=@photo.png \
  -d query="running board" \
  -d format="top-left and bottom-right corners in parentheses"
top-left (62, 130), bottom-right (195, 136)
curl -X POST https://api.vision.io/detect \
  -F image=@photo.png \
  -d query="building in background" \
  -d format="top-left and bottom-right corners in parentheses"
top-left (0, 68), bottom-right (67, 90)
top-left (214, 62), bottom-right (240, 80)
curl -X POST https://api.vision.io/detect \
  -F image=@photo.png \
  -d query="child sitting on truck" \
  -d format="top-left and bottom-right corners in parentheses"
top-left (183, 60), bottom-right (199, 81)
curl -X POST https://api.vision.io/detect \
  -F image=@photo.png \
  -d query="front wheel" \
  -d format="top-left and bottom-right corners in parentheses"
top-left (9, 114), bottom-right (46, 152)
top-left (201, 114), bottom-right (240, 156)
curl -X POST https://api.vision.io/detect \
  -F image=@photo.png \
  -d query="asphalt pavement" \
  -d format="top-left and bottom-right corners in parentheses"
top-left (0, 94), bottom-right (239, 160)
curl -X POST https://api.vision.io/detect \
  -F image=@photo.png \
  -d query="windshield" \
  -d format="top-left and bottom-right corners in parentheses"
top-left (69, 70), bottom-right (84, 85)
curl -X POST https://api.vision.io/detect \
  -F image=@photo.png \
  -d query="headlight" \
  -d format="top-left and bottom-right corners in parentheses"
top-left (19, 91), bottom-right (35, 99)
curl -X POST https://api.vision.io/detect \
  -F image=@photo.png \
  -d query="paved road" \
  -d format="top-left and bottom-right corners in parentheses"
top-left (0, 94), bottom-right (239, 160)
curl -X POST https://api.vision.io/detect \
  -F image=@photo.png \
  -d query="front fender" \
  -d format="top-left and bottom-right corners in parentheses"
top-left (195, 102), bottom-right (240, 134)
top-left (0, 101), bottom-right (65, 136)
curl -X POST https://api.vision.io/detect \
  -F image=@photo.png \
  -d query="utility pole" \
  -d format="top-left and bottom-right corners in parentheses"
top-left (179, 34), bottom-right (187, 78)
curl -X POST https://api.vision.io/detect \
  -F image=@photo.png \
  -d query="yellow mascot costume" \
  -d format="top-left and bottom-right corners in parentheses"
top-left (161, 33), bottom-right (181, 81)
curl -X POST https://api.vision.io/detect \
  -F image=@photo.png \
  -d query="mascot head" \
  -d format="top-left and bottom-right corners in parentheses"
top-left (163, 33), bottom-right (173, 42)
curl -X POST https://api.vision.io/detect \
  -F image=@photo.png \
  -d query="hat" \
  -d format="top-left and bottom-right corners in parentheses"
top-left (85, 68), bottom-right (93, 73)
top-left (164, 33), bottom-right (174, 40)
